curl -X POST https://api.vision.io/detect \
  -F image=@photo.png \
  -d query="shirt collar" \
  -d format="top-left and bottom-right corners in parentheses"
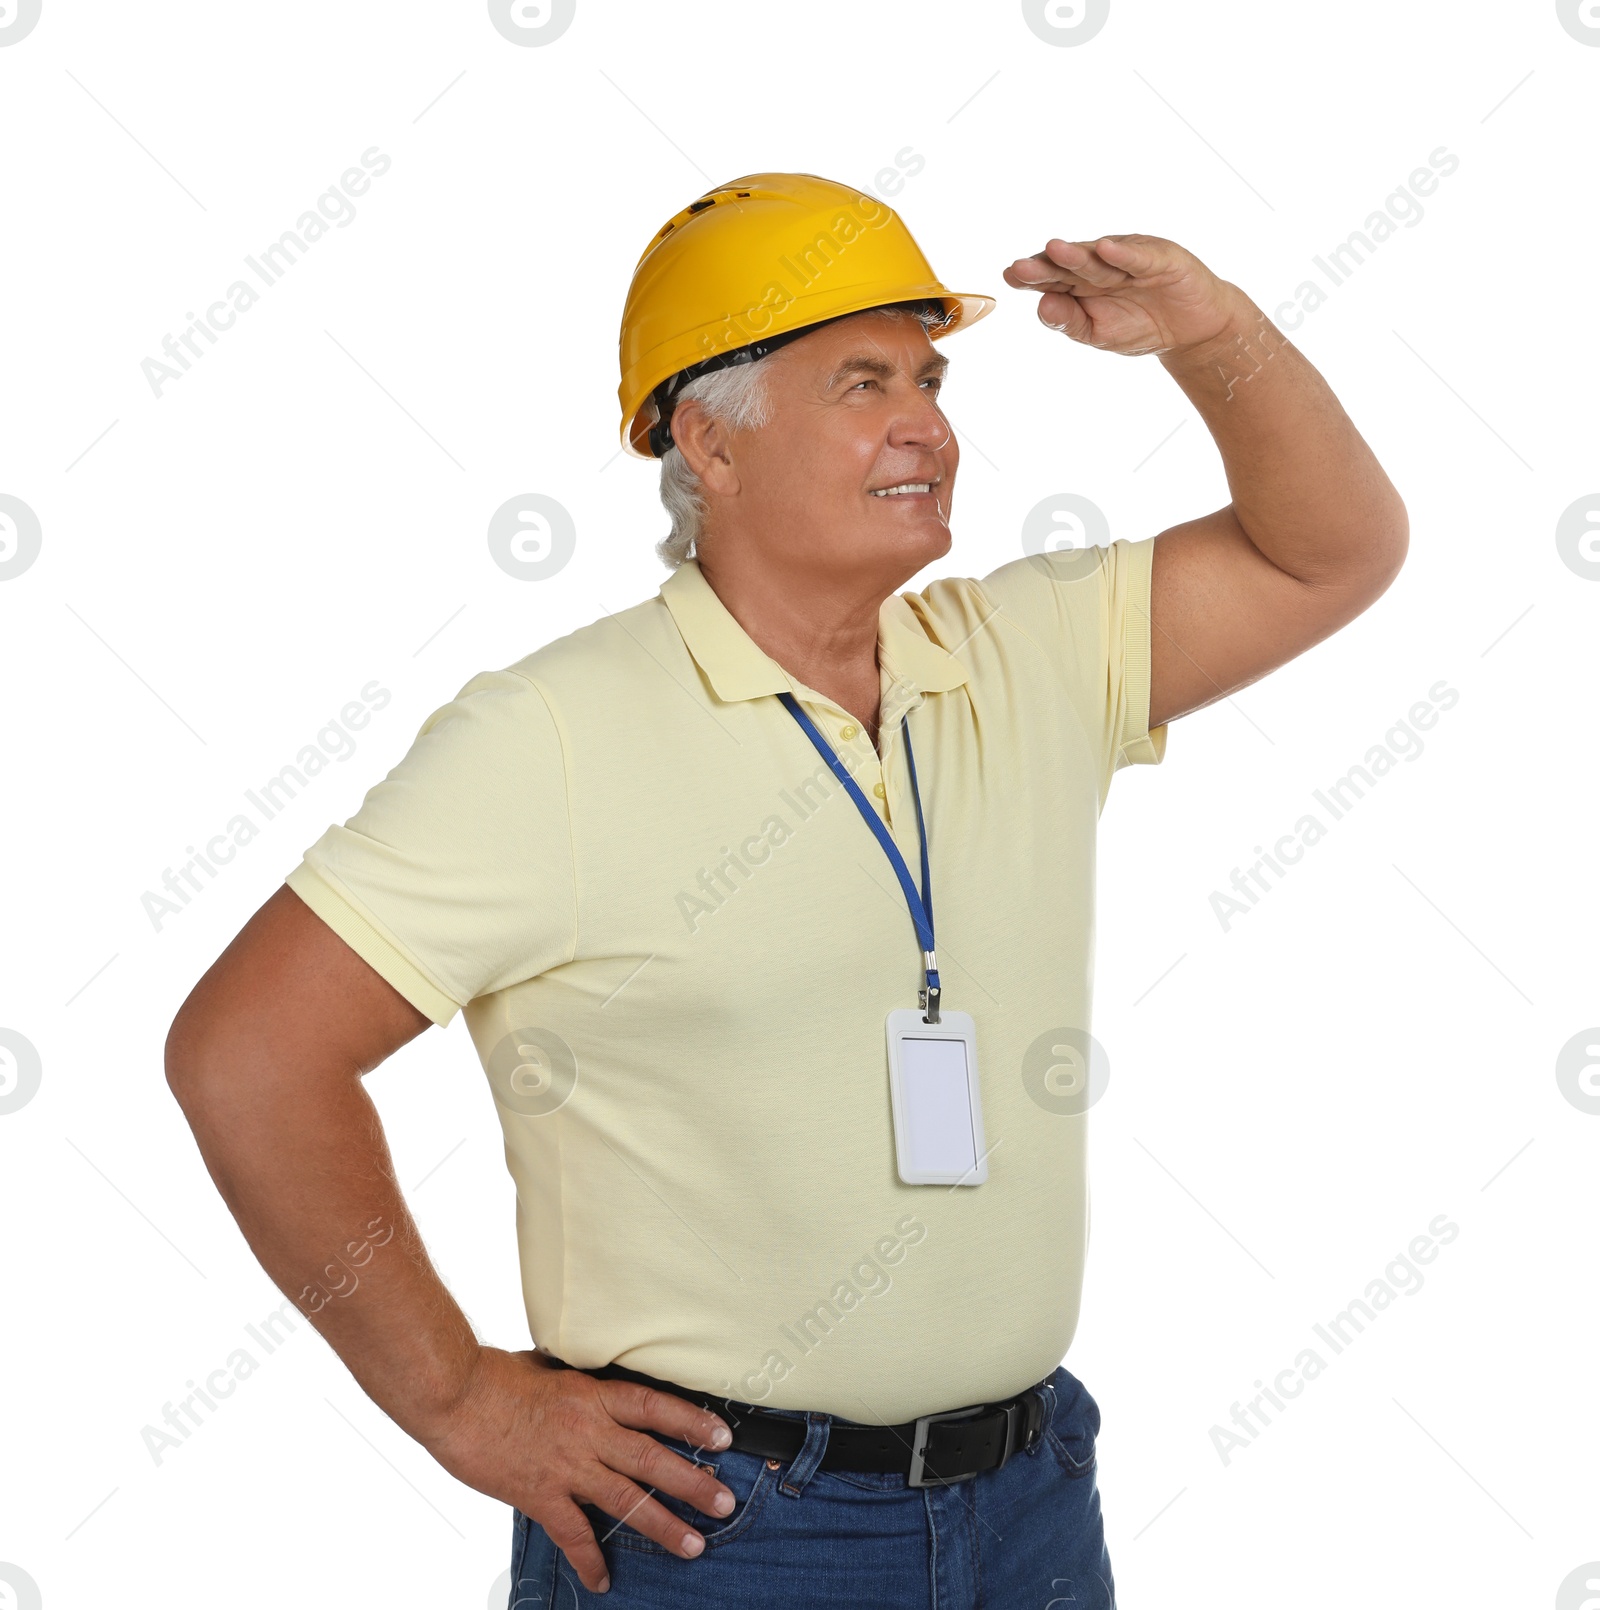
top-left (659, 558), bottom-right (970, 705)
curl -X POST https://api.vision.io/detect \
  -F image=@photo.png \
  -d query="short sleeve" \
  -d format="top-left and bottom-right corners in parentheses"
top-left (284, 667), bottom-right (576, 1026)
top-left (976, 536), bottom-right (1168, 792)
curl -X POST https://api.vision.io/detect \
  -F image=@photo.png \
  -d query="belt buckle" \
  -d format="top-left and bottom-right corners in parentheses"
top-left (908, 1404), bottom-right (1008, 1488)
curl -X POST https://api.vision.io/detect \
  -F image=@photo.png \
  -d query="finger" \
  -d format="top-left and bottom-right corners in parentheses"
top-left (1004, 270), bottom-right (1087, 302)
top-left (537, 1497), bottom-right (613, 1595)
top-left (1035, 288), bottom-right (1093, 338)
top-left (597, 1378), bottom-right (732, 1454)
top-left (1091, 233), bottom-right (1176, 277)
top-left (601, 1425), bottom-right (736, 1520)
top-left (1003, 256), bottom-right (1087, 293)
top-left (1041, 237), bottom-right (1129, 287)
top-left (1003, 256), bottom-right (1106, 298)
top-left (582, 1466), bottom-right (710, 1559)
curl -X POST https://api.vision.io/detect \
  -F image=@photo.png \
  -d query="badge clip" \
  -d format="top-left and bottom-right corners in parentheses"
top-left (917, 948), bottom-right (941, 1024)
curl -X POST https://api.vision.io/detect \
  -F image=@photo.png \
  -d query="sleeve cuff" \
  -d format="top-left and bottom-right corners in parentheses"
top-left (1117, 536), bottom-right (1168, 768)
top-left (1122, 722), bottom-right (1168, 767)
top-left (284, 862), bottom-right (461, 1027)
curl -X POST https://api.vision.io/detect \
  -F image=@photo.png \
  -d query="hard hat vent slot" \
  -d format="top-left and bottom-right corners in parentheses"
top-left (687, 198), bottom-right (716, 214)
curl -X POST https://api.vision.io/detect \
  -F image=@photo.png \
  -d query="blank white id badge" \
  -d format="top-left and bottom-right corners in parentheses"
top-left (885, 1009), bottom-right (987, 1186)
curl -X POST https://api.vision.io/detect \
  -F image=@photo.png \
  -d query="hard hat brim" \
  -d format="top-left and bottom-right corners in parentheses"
top-left (622, 289), bottom-right (996, 459)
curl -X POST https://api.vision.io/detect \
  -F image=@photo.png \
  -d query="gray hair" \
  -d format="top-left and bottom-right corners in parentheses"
top-left (655, 301), bottom-right (953, 569)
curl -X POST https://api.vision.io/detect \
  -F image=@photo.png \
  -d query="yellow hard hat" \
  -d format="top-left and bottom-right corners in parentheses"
top-left (617, 172), bottom-right (996, 459)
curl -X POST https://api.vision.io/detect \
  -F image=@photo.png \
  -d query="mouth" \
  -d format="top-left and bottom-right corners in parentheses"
top-left (868, 481), bottom-right (939, 501)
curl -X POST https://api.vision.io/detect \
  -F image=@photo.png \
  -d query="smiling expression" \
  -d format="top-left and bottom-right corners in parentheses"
top-left (679, 307), bottom-right (962, 595)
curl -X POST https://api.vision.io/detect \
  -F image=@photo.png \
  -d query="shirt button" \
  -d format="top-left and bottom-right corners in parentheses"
top-left (840, 724), bottom-right (858, 741)
top-left (873, 781), bottom-right (886, 799)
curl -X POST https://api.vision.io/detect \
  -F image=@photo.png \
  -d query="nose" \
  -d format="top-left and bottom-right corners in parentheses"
top-left (888, 380), bottom-right (953, 453)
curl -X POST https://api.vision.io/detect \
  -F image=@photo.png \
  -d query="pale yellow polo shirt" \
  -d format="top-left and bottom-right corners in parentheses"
top-left (286, 538), bottom-right (1166, 1423)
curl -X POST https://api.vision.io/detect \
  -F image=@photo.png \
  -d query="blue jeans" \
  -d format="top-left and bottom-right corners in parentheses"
top-left (507, 1365), bottom-right (1114, 1608)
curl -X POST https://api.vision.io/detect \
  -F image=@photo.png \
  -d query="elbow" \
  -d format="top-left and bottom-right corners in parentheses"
top-left (1370, 499), bottom-right (1410, 598)
top-left (164, 995), bottom-right (257, 1161)
top-left (164, 989), bottom-right (219, 1111)
top-left (164, 1016), bottom-right (198, 1111)
top-left (1339, 498), bottom-right (1409, 607)
top-left (1384, 494), bottom-right (1410, 569)
top-left (1297, 502), bottom-right (1408, 627)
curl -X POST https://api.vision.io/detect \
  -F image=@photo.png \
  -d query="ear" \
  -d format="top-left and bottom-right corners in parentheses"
top-left (671, 399), bottom-right (741, 497)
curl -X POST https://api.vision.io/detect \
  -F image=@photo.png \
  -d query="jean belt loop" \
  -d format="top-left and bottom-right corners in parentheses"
top-left (777, 1411), bottom-right (832, 1499)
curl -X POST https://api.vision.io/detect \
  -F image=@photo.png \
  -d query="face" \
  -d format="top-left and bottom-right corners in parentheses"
top-left (680, 309), bottom-right (960, 594)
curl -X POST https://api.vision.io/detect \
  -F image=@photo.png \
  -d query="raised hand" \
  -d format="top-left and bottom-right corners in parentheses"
top-left (1003, 234), bottom-right (1249, 359)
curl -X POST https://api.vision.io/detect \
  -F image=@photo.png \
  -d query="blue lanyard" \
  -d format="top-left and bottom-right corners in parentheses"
top-left (778, 691), bottom-right (942, 1022)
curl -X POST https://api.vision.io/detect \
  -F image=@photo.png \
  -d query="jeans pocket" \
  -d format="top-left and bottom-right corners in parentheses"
top-left (1044, 1367), bottom-right (1101, 1479)
top-left (585, 1442), bottom-right (776, 1556)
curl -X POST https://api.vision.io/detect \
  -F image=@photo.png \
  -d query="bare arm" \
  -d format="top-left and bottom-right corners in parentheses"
top-left (1146, 300), bottom-right (1409, 729)
top-left (1002, 234), bottom-right (1409, 733)
top-left (165, 884), bottom-right (456, 1422)
top-left (165, 884), bottom-right (737, 1593)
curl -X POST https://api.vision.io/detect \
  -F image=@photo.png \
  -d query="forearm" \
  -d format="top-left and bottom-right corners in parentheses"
top-left (167, 1035), bottom-right (477, 1447)
top-left (1158, 291), bottom-right (1409, 586)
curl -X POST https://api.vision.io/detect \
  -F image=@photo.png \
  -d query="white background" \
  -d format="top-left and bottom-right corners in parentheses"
top-left (2, 1), bottom-right (1597, 1606)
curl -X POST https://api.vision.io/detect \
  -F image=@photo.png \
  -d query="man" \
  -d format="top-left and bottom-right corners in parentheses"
top-left (165, 172), bottom-right (1406, 1606)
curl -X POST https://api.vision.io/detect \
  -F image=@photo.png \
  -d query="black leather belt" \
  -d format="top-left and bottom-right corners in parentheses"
top-left (571, 1359), bottom-right (1050, 1488)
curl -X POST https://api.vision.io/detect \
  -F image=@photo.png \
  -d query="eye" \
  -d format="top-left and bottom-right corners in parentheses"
top-left (921, 376), bottom-right (944, 393)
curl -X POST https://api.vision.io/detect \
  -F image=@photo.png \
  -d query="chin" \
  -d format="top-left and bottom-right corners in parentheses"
top-left (881, 521), bottom-right (953, 578)
top-left (831, 514), bottom-right (952, 583)
top-left (911, 516), bottom-right (954, 558)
